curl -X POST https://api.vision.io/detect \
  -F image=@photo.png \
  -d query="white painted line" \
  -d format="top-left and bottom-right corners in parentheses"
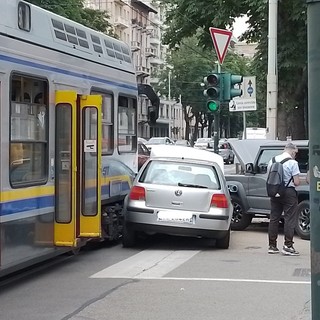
top-left (90, 250), bottom-right (200, 279)
top-left (134, 277), bottom-right (311, 285)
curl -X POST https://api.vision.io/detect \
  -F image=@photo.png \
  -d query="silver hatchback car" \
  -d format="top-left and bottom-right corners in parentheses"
top-left (122, 152), bottom-right (233, 249)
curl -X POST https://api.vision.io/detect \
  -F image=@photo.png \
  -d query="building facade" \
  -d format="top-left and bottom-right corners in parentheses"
top-left (85, 0), bottom-right (186, 140)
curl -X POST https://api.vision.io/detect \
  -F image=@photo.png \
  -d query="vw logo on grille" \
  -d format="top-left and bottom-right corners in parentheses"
top-left (175, 190), bottom-right (182, 196)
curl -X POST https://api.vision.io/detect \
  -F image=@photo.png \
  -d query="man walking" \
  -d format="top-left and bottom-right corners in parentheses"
top-left (267, 142), bottom-right (300, 256)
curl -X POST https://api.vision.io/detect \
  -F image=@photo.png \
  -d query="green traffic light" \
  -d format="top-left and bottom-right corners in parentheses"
top-left (207, 100), bottom-right (219, 112)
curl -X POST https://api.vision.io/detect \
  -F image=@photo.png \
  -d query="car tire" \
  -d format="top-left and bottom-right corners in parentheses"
top-left (122, 222), bottom-right (136, 247)
top-left (216, 228), bottom-right (230, 249)
top-left (295, 200), bottom-right (310, 240)
top-left (231, 195), bottom-right (253, 230)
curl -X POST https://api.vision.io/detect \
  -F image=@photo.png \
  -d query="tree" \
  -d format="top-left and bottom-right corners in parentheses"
top-left (153, 36), bottom-right (250, 142)
top-left (159, 0), bottom-right (308, 139)
top-left (25, 0), bottom-right (115, 36)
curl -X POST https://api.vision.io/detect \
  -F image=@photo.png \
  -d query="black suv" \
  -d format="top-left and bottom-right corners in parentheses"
top-left (225, 140), bottom-right (309, 240)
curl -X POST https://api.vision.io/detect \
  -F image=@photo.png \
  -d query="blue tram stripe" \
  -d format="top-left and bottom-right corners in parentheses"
top-left (0, 195), bottom-right (54, 216)
top-left (0, 182), bottom-right (131, 216)
top-left (0, 54), bottom-right (138, 91)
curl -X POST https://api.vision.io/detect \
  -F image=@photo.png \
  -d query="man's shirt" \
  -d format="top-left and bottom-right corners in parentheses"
top-left (267, 151), bottom-right (300, 188)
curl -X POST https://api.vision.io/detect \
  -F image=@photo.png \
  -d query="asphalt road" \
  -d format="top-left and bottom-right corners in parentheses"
top-left (0, 222), bottom-right (310, 320)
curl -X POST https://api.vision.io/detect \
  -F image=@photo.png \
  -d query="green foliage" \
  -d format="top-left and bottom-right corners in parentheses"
top-left (25, 0), bottom-right (115, 35)
top-left (160, 0), bottom-right (308, 139)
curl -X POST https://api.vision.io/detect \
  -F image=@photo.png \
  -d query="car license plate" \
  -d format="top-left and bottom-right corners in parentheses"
top-left (157, 211), bottom-right (193, 223)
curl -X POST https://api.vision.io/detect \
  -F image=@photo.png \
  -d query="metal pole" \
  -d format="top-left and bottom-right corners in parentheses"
top-left (243, 112), bottom-right (247, 139)
top-left (307, 0), bottom-right (320, 318)
top-left (168, 69), bottom-right (171, 138)
top-left (266, 0), bottom-right (278, 139)
top-left (214, 63), bottom-right (221, 153)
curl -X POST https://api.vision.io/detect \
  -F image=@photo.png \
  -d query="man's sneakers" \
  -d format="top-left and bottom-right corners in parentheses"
top-left (268, 245), bottom-right (280, 254)
top-left (282, 245), bottom-right (300, 256)
top-left (268, 245), bottom-right (300, 256)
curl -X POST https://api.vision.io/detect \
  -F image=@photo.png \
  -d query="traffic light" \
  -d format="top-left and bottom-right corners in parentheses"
top-left (224, 73), bottom-right (243, 101)
top-left (203, 74), bottom-right (222, 112)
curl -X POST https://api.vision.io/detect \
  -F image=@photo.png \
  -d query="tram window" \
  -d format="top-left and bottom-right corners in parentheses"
top-left (79, 39), bottom-right (89, 48)
top-left (104, 39), bottom-right (113, 49)
top-left (123, 55), bottom-right (131, 63)
top-left (65, 24), bottom-right (76, 35)
top-left (54, 30), bottom-right (67, 41)
top-left (91, 34), bottom-right (101, 44)
top-left (121, 45), bottom-right (130, 55)
top-left (115, 52), bottom-right (124, 60)
top-left (93, 45), bottom-right (103, 54)
top-left (67, 34), bottom-right (78, 45)
top-left (113, 43), bottom-right (121, 52)
top-left (91, 90), bottom-right (114, 155)
top-left (9, 75), bottom-right (48, 187)
top-left (76, 28), bottom-right (87, 39)
top-left (118, 96), bottom-right (137, 153)
top-left (107, 49), bottom-right (116, 58)
top-left (18, 2), bottom-right (30, 32)
top-left (52, 19), bottom-right (64, 31)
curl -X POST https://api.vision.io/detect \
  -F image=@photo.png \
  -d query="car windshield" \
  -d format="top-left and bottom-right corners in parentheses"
top-left (146, 138), bottom-right (166, 145)
top-left (139, 160), bottom-right (220, 189)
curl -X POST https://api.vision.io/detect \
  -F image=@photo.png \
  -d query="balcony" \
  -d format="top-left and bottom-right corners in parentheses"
top-left (114, 0), bottom-right (126, 5)
top-left (131, 18), bottom-right (143, 30)
top-left (131, 41), bottom-right (141, 52)
top-left (114, 17), bottom-right (129, 29)
top-left (145, 47), bottom-right (156, 57)
top-left (136, 65), bottom-right (150, 77)
top-left (145, 25), bottom-right (153, 35)
top-left (149, 57), bottom-right (164, 65)
top-left (150, 32), bottom-right (161, 45)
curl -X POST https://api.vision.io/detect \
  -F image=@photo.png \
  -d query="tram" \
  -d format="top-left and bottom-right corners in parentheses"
top-left (0, 0), bottom-right (142, 276)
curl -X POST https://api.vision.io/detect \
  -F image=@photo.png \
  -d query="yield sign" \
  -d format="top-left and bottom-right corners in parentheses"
top-left (209, 27), bottom-right (232, 65)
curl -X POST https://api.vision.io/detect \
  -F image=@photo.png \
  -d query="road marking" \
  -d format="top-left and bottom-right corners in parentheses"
top-left (91, 249), bottom-right (310, 284)
top-left (131, 277), bottom-right (311, 285)
top-left (91, 250), bottom-right (200, 279)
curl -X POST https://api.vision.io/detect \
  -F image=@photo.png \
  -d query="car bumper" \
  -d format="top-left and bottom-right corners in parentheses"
top-left (124, 207), bottom-right (231, 238)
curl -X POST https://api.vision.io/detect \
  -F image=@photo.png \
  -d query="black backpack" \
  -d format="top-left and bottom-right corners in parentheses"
top-left (266, 157), bottom-right (292, 197)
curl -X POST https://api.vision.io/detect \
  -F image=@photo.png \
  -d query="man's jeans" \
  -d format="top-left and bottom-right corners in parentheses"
top-left (268, 187), bottom-right (298, 247)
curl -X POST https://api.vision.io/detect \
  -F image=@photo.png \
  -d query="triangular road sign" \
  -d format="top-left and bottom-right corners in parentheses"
top-left (209, 27), bottom-right (232, 65)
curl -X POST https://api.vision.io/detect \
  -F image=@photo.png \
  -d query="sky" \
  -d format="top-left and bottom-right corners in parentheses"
top-left (232, 16), bottom-right (249, 39)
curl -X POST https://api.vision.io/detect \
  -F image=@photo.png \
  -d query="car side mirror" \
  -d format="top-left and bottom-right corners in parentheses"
top-left (245, 163), bottom-right (254, 173)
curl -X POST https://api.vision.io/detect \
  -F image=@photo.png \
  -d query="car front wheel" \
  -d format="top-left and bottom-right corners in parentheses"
top-left (231, 195), bottom-right (253, 230)
top-left (295, 200), bottom-right (310, 240)
top-left (122, 222), bottom-right (136, 247)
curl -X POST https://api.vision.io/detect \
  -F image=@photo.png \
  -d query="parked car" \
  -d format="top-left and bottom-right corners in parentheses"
top-left (175, 139), bottom-right (191, 147)
top-left (193, 137), bottom-right (214, 150)
top-left (219, 140), bottom-right (235, 164)
top-left (138, 139), bottom-right (150, 170)
top-left (225, 139), bottom-right (310, 240)
top-left (122, 145), bottom-right (232, 248)
top-left (145, 137), bottom-right (175, 151)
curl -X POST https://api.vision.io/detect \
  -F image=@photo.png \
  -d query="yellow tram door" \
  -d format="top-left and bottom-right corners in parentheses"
top-left (78, 94), bottom-right (102, 238)
top-left (54, 91), bottom-right (102, 248)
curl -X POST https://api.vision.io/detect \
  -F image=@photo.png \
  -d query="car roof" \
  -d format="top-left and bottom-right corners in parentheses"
top-left (150, 145), bottom-right (224, 171)
top-left (229, 139), bottom-right (309, 167)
